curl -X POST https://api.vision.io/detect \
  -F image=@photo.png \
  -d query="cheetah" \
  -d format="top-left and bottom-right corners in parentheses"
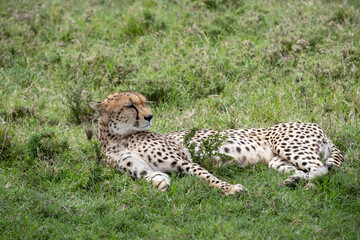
top-left (90, 92), bottom-right (246, 195)
top-left (90, 92), bottom-right (343, 193)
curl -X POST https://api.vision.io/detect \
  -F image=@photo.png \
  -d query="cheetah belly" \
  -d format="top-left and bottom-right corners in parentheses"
top-left (220, 143), bottom-right (274, 168)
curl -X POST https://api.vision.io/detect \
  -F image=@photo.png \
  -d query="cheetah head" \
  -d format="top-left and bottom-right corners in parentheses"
top-left (89, 92), bottom-right (153, 135)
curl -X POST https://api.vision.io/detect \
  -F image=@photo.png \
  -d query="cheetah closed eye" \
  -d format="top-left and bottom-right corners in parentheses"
top-left (89, 92), bottom-right (343, 194)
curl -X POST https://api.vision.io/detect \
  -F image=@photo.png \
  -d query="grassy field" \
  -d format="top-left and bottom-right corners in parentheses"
top-left (1, 0), bottom-right (360, 239)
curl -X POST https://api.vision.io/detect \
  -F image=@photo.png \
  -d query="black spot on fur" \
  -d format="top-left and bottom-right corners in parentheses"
top-left (140, 170), bottom-right (147, 177)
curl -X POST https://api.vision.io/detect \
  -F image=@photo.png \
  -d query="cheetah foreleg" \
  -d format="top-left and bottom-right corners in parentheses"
top-left (178, 161), bottom-right (247, 196)
top-left (145, 172), bottom-right (171, 191)
top-left (114, 151), bottom-right (171, 191)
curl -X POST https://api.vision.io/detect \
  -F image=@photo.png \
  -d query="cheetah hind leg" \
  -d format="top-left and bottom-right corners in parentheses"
top-left (269, 156), bottom-right (304, 174)
top-left (283, 140), bottom-right (334, 185)
top-left (268, 156), bottom-right (308, 185)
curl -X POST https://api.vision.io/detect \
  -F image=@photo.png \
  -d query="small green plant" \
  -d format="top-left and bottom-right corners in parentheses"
top-left (86, 135), bottom-right (106, 167)
top-left (84, 159), bottom-right (105, 191)
top-left (77, 140), bottom-right (109, 191)
top-left (122, 9), bottom-right (163, 38)
top-left (63, 83), bottom-right (93, 125)
top-left (0, 126), bottom-right (13, 163)
top-left (183, 128), bottom-right (234, 173)
top-left (27, 131), bottom-right (69, 162)
top-left (197, 0), bottom-right (243, 10)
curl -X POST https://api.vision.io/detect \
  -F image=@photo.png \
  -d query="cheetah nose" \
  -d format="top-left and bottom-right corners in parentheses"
top-left (144, 115), bottom-right (153, 122)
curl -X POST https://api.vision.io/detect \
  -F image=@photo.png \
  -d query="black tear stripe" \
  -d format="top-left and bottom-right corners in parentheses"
top-left (127, 105), bottom-right (139, 120)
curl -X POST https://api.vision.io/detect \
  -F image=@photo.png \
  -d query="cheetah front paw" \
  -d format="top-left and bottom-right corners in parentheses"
top-left (146, 172), bottom-right (171, 191)
top-left (226, 184), bottom-right (248, 196)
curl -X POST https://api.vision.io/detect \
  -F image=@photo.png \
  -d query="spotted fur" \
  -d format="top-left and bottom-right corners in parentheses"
top-left (90, 92), bottom-right (343, 193)
top-left (165, 122), bottom-right (343, 184)
top-left (90, 92), bottom-right (245, 195)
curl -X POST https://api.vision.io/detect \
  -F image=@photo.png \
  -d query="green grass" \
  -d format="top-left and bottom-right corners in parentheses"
top-left (1, 0), bottom-right (360, 239)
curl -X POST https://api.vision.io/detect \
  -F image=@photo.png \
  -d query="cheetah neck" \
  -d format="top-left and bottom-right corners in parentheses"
top-left (97, 119), bottom-right (131, 154)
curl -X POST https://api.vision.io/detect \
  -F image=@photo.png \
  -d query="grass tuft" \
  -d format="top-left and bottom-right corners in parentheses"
top-left (27, 131), bottom-right (69, 162)
top-left (0, 126), bottom-right (13, 163)
top-left (63, 82), bottom-right (94, 124)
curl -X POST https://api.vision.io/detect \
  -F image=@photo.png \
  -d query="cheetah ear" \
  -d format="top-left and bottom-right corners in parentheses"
top-left (89, 102), bottom-right (104, 113)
